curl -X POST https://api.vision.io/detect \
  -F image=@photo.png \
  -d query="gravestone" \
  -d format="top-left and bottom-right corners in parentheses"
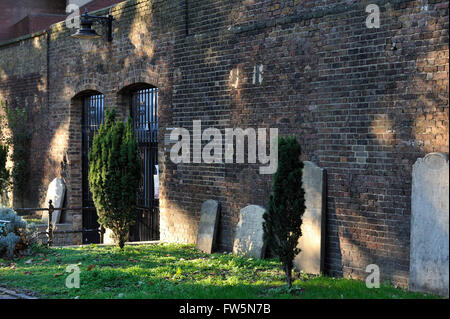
top-left (410, 152), bottom-right (449, 297)
top-left (41, 178), bottom-right (66, 225)
top-left (294, 161), bottom-right (326, 274)
top-left (196, 200), bottom-right (220, 254)
top-left (103, 228), bottom-right (116, 245)
top-left (233, 205), bottom-right (265, 258)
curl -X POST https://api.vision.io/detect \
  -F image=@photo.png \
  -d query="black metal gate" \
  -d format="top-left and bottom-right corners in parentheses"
top-left (129, 87), bottom-right (160, 241)
top-left (82, 94), bottom-right (104, 244)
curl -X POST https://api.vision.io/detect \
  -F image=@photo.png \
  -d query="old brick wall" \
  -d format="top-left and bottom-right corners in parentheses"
top-left (0, 0), bottom-right (448, 287)
top-left (164, 0), bottom-right (449, 287)
top-left (160, 0), bottom-right (236, 245)
top-left (0, 33), bottom-right (51, 208)
top-left (233, 0), bottom-right (448, 286)
top-left (46, 0), bottom-right (179, 244)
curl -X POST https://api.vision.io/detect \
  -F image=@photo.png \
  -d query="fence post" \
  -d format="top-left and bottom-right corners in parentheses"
top-left (47, 200), bottom-right (54, 246)
top-left (99, 225), bottom-right (105, 244)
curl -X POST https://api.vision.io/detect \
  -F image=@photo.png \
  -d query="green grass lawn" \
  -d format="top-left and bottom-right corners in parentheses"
top-left (0, 243), bottom-right (438, 299)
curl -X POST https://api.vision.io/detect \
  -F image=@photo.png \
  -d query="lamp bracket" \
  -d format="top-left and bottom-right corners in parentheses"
top-left (81, 10), bottom-right (114, 42)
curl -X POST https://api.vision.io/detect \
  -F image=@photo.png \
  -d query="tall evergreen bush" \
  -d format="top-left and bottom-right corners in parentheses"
top-left (88, 109), bottom-right (140, 249)
top-left (263, 136), bottom-right (306, 288)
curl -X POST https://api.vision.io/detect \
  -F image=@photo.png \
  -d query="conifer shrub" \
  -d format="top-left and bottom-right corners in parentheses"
top-left (88, 109), bottom-right (140, 249)
top-left (263, 136), bottom-right (306, 288)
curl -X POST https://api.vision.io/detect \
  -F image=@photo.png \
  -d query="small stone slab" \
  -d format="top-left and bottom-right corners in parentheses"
top-left (233, 205), bottom-right (265, 259)
top-left (410, 152), bottom-right (449, 297)
top-left (41, 178), bottom-right (66, 225)
top-left (154, 165), bottom-right (159, 199)
top-left (196, 200), bottom-right (220, 254)
top-left (294, 161), bottom-right (327, 275)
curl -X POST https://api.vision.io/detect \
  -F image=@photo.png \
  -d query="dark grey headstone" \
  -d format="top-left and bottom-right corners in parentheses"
top-left (233, 205), bottom-right (265, 258)
top-left (196, 200), bottom-right (220, 254)
top-left (410, 153), bottom-right (449, 297)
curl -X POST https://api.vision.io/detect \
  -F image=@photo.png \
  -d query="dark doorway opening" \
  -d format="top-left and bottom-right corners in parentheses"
top-left (128, 87), bottom-right (160, 242)
top-left (81, 93), bottom-right (104, 244)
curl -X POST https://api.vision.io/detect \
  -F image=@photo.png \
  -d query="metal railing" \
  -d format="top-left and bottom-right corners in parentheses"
top-left (13, 200), bottom-right (98, 246)
top-left (11, 201), bottom-right (159, 245)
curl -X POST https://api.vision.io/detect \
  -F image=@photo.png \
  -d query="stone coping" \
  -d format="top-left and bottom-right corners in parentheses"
top-left (0, 287), bottom-right (38, 300)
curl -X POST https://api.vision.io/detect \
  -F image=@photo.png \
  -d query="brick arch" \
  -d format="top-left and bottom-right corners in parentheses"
top-left (115, 72), bottom-right (160, 93)
top-left (68, 75), bottom-right (106, 100)
top-left (116, 81), bottom-right (159, 119)
top-left (71, 88), bottom-right (104, 100)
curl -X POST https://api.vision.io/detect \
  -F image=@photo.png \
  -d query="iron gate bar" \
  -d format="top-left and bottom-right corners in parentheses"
top-left (130, 87), bottom-right (159, 241)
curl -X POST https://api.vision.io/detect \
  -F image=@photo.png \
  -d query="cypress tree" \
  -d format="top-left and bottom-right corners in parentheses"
top-left (88, 109), bottom-right (140, 249)
top-left (263, 136), bottom-right (306, 288)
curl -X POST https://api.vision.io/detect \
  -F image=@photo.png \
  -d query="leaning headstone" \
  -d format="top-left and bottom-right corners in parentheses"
top-left (196, 200), bottom-right (220, 254)
top-left (294, 161), bottom-right (326, 275)
top-left (410, 153), bottom-right (449, 297)
top-left (233, 205), bottom-right (265, 258)
top-left (41, 178), bottom-right (66, 225)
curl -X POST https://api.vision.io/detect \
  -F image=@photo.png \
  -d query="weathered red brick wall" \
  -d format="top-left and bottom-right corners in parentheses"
top-left (224, 0), bottom-right (449, 286)
top-left (0, 0), bottom-right (448, 287)
top-left (166, 0), bottom-right (449, 287)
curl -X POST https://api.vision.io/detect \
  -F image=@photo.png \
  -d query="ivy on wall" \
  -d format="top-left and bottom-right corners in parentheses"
top-left (0, 101), bottom-right (32, 207)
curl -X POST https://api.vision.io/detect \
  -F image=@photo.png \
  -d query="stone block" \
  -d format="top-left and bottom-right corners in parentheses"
top-left (294, 161), bottom-right (327, 275)
top-left (196, 200), bottom-right (220, 254)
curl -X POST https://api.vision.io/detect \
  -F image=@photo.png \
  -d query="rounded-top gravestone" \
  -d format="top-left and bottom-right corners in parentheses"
top-left (233, 205), bottom-right (266, 259)
top-left (41, 178), bottom-right (66, 225)
top-left (410, 152), bottom-right (449, 297)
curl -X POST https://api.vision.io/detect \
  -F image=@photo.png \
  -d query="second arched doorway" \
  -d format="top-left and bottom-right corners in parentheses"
top-left (118, 83), bottom-right (160, 242)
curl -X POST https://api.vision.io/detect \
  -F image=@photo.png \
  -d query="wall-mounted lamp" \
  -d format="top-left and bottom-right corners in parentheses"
top-left (72, 9), bottom-right (114, 42)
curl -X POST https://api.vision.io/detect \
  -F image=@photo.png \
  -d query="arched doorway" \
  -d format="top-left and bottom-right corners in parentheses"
top-left (118, 84), bottom-right (159, 241)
